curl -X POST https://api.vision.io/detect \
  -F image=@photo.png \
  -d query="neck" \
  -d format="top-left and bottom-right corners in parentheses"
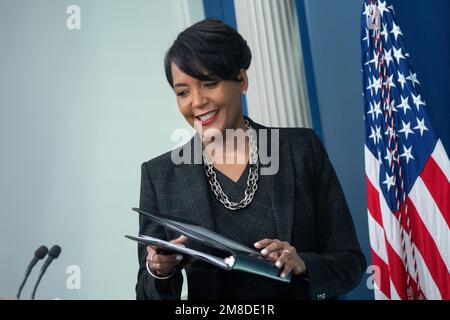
top-left (203, 116), bottom-right (250, 165)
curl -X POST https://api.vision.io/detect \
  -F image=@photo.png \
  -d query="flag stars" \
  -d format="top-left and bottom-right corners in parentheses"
top-left (384, 148), bottom-right (397, 167)
top-left (363, 28), bottom-right (370, 47)
top-left (369, 125), bottom-right (382, 145)
top-left (414, 117), bottom-right (429, 136)
top-left (397, 71), bottom-right (407, 90)
top-left (362, 3), bottom-right (371, 18)
top-left (388, 5), bottom-right (395, 15)
top-left (381, 23), bottom-right (389, 43)
top-left (412, 93), bottom-right (426, 111)
top-left (367, 103), bottom-right (375, 120)
top-left (361, 2), bottom-right (436, 181)
top-left (386, 99), bottom-right (398, 114)
top-left (400, 145), bottom-right (415, 164)
top-left (407, 72), bottom-right (420, 88)
top-left (398, 120), bottom-right (415, 140)
top-left (373, 101), bottom-right (383, 119)
top-left (377, 1), bottom-right (389, 17)
top-left (391, 100), bottom-right (398, 112)
top-left (384, 49), bottom-right (394, 68)
top-left (384, 74), bottom-right (396, 89)
top-left (384, 126), bottom-right (395, 140)
top-left (390, 21), bottom-right (403, 41)
top-left (371, 50), bottom-right (381, 70)
top-left (396, 96), bottom-right (412, 115)
top-left (393, 46), bottom-right (406, 64)
top-left (365, 51), bottom-right (379, 69)
top-left (366, 77), bottom-right (373, 93)
top-left (383, 172), bottom-right (396, 192)
top-left (372, 76), bottom-right (382, 95)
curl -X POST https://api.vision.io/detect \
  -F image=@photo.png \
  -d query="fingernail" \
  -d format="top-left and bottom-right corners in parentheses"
top-left (275, 261), bottom-right (282, 268)
top-left (261, 249), bottom-right (268, 255)
top-left (280, 273), bottom-right (286, 278)
top-left (176, 255), bottom-right (183, 261)
top-left (254, 242), bottom-right (260, 248)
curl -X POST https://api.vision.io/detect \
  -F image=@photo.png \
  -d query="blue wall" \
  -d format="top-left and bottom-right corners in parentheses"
top-left (295, 0), bottom-right (323, 141)
top-left (203, 0), bottom-right (237, 29)
top-left (203, 0), bottom-right (248, 116)
top-left (298, 0), bottom-right (371, 300)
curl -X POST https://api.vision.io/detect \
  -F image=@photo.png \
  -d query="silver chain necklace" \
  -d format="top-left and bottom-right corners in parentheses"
top-left (202, 120), bottom-right (259, 211)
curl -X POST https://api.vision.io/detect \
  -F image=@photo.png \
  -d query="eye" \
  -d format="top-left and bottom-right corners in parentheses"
top-left (176, 90), bottom-right (189, 98)
top-left (203, 80), bottom-right (219, 88)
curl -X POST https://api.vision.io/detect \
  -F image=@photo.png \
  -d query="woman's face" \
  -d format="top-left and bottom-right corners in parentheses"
top-left (171, 63), bottom-right (248, 137)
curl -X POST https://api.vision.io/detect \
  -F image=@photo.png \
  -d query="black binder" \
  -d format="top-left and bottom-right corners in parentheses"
top-left (125, 207), bottom-right (291, 283)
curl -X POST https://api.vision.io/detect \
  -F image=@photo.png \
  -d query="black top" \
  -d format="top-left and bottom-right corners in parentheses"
top-left (207, 164), bottom-right (295, 299)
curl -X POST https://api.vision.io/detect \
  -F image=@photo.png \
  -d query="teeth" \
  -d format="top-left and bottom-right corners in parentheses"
top-left (198, 110), bottom-right (218, 121)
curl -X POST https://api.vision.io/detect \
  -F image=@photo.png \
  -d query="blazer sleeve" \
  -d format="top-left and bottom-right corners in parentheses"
top-left (135, 162), bottom-right (183, 300)
top-left (293, 130), bottom-right (366, 300)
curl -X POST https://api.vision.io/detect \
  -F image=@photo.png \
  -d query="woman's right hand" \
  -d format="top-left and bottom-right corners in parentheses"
top-left (146, 235), bottom-right (189, 277)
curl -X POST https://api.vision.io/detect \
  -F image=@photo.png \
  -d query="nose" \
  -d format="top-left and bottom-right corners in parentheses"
top-left (191, 88), bottom-right (207, 109)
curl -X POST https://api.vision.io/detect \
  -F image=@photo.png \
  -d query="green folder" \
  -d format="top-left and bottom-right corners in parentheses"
top-left (125, 207), bottom-right (291, 283)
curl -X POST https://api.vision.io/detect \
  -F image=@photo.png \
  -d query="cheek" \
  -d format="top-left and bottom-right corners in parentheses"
top-left (177, 100), bottom-right (196, 127)
top-left (225, 94), bottom-right (242, 113)
top-left (225, 87), bottom-right (242, 104)
top-left (216, 91), bottom-right (239, 111)
top-left (177, 100), bottom-right (192, 117)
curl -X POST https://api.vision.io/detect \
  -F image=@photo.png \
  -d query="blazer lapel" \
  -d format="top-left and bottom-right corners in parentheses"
top-left (174, 134), bottom-right (215, 231)
top-left (248, 118), bottom-right (294, 243)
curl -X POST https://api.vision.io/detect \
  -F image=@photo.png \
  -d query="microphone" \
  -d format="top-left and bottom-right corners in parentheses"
top-left (16, 245), bottom-right (48, 299)
top-left (30, 245), bottom-right (61, 300)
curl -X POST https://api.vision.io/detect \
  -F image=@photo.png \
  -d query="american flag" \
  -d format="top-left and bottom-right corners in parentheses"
top-left (361, 0), bottom-right (450, 300)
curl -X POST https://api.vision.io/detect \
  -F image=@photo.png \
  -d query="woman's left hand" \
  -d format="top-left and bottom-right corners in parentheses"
top-left (254, 239), bottom-right (307, 278)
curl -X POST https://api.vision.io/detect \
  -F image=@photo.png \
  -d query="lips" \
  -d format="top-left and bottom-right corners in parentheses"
top-left (196, 110), bottom-right (219, 126)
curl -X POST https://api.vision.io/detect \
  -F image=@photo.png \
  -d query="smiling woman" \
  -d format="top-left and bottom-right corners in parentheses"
top-left (135, 18), bottom-right (366, 300)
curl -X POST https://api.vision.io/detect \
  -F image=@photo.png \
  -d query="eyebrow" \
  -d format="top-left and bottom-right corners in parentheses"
top-left (173, 83), bottom-right (189, 89)
top-left (173, 77), bottom-right (219, 88)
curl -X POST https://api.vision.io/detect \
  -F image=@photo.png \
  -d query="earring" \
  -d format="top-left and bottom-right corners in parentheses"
top-left (242, 90), bottom-right (247, 96)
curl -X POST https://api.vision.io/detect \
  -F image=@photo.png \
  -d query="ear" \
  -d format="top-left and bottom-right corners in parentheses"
top-left (238, 69), bottom-right (249, 95)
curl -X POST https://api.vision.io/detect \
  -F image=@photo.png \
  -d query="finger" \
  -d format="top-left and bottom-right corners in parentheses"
top-left (147, 260), bottom-right (175, 276)
top-left (152, 253), bottom-right (184, 264)
top-left (254, 238), bottom-right (275, 249)
top-left (146, 245), bottom-right (157, 254)
top-left (260, 241), bottom-right (284, 256)
top-left (157, 267), bottom-right (176, 276)
top-left (150, 256), bottom-right (181, 267)
top-left (149, 261), bottom-right (179, 271)
top-left (293, 264), bottom-right (304, 275)
top-left (267, 252), bottom-right (280, 262)
top-left (147, 257), bottom-right (181, 272)
top-left (274, 250), bottom-right (291, 269)
top-left (280, 260), bottom-right (296, 279)
top-left (170, 235), bottom-right (189, 246)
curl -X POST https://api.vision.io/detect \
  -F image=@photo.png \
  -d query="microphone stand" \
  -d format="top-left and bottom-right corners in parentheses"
top-left (30, 271), bottom-right (46, 300)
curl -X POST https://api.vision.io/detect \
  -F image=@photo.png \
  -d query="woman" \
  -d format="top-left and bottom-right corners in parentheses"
top-left (136, 18), bottom-right (366, 300)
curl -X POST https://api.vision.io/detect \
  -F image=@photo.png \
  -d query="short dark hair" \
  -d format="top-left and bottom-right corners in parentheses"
top-left (164, 18), bottom-right (252, 87)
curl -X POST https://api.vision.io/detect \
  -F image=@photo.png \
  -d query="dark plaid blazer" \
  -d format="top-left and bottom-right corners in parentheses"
top-left (135, 118), bottom-right (366, 300)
